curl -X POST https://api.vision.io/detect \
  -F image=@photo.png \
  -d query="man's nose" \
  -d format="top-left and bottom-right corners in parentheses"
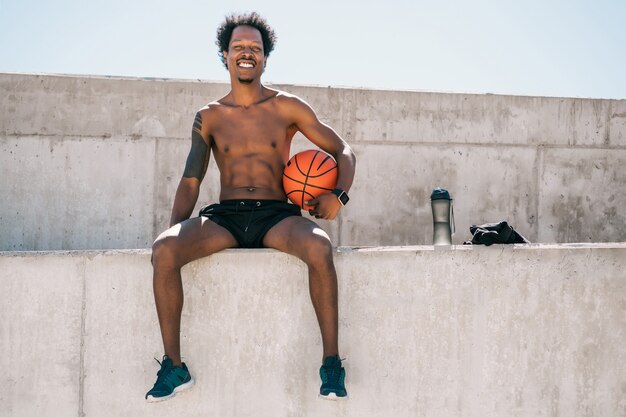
top-left (241, 53), bottom-right (256, 62)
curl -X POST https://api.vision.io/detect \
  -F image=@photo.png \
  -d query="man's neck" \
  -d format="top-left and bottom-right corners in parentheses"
top-left (229, 80), bottom-right (265, 108)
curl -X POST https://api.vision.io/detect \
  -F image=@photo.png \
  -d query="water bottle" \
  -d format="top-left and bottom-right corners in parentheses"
top-left (430, 188), bottom-right (454, 246)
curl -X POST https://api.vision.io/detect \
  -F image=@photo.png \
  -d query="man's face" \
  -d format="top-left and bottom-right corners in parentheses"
top-left (224, 25), bottom-right (266, 84)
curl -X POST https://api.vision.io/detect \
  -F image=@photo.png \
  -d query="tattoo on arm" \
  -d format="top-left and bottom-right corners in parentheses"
top-left (192, 112), bottom-right (202, 133)
top-left (182, 112), bottom-right (210, 180)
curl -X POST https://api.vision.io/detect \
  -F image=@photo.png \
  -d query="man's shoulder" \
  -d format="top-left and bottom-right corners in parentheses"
top-left (271, 88), bottom-right (303, 102)
top-left (196, 100), bottom-right (225, 114)
top-left (269, 89), bottom-right (311, 113)
top-left (193, 100), bottom-right (229, 123)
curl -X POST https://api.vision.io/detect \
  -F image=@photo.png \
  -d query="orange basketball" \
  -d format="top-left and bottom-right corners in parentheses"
top-left (283, 150), bottom-right (338, 210)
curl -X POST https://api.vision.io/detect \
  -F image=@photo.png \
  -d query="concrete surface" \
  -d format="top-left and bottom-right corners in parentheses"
top-left (1, 244), bottom-right (625, 417)
top-left (2, 73), bottom-right (626, 250)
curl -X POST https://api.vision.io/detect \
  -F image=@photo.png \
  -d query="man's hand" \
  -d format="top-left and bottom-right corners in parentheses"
top-left (307, 192), bottom-right (342, 220)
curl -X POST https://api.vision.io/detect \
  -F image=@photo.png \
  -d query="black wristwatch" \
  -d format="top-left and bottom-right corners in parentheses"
top-left (331, 188), bottom-right (350, 206)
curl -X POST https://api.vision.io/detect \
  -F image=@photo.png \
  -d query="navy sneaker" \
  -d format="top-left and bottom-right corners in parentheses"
top-left (319, 355), bottom-right (348, 400)
top-left (145, 356), bottom-right (194, 402)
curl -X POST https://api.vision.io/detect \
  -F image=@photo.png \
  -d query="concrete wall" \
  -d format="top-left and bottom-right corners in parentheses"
top-left (1, 73), bottom-right (626, 250)
top-left (1, 244), bottom-right (624, 417)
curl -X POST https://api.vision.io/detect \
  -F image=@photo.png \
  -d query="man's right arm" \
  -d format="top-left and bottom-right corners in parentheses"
top-left (169, 111), bottom-right (211, 227)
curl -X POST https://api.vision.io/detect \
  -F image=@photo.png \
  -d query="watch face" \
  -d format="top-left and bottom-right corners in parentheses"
top-left (332, 188), bottom-right (349, 205)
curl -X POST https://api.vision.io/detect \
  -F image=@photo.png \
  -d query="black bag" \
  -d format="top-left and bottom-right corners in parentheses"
top-left (464, 221), bottom-right (530, 246)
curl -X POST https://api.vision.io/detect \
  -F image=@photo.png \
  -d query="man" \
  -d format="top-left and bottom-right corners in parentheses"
top-left (145, 12), bottom-right (356, 402)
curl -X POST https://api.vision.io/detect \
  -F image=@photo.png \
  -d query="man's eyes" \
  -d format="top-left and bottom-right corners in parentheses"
top-left (232, 45), bottom-right (261, 52)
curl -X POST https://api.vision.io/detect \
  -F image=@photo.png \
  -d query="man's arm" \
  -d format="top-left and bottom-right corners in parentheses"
top-left (285, 96), bottom-right (356, 220)
top-left (169, 111), bottom-right (211, 227)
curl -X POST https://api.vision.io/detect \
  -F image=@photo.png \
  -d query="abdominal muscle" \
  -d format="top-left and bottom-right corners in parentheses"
top-left (217, 153), bottom-right (288, 201)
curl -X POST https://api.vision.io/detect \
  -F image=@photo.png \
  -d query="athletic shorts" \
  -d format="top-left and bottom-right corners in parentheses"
top-left (199, 200), bottom-right (301, 248)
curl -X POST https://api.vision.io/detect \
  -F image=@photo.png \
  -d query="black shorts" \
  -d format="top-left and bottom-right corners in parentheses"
top-left (199, 200), bottom-right (302, 248)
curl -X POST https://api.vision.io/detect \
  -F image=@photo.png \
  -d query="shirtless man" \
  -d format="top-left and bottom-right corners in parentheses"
top-left (145, 12), bottom-right (356, 402)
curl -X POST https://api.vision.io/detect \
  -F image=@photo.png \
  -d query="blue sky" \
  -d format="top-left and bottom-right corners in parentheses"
top-left (1, 0), bottom-right (625, 98)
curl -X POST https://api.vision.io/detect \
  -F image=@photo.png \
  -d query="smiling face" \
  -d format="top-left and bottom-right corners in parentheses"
top-left (224, 25), bottom-right (267, 85)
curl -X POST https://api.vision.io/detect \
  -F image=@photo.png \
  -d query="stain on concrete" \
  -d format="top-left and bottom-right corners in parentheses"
top-left (552, 195), bottom-right (586, 242)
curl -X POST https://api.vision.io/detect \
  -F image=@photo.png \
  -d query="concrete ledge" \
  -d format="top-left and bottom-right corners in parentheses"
top-left (1, 244), bottom-right (624, 417)
top-left (3, 73), bottom-right (626, 250)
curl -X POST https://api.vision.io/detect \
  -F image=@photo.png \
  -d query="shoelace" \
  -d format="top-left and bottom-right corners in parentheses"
top-left (322, 357), bottom-right (345, 384)
top-left (153, 357), bottom-right (180, 387)
top-left (153, 357), bottom-right (168, 377)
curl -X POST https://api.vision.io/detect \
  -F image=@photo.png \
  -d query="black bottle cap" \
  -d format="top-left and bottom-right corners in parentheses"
top-left (431, 187), bottom-right (452, 201)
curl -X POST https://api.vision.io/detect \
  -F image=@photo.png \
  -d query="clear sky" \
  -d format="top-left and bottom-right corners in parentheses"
top-left (1, 0), bottom-right (625, 99)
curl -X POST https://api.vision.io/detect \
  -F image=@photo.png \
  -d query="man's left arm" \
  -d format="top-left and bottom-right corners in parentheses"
top-left (289, 97), bottom-right (356, 220)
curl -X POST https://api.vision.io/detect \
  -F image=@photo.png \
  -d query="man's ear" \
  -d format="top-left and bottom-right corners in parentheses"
top-left (223, 51), bottom-right (228, 66)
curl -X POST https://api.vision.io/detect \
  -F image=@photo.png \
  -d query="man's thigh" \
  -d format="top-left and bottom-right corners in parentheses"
top-left (262, 215), bottom-right (331, 258)
top-left (155, 216), bottom-right (238, 265)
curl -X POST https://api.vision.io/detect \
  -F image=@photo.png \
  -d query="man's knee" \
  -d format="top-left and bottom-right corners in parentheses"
top-left (301, 233), bottom-right (334, 267)
top-left (151, 233), bottom-right (180, 268)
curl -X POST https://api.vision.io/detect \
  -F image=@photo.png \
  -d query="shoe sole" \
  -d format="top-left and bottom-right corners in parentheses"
top-left (146, 378), bottom-right (195, 403)
top-left (318, 392), bottom-right (349, 401)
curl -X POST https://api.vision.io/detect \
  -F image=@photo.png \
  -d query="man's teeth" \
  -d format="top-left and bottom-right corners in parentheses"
top-left (238, 62), bottom-right (254, 68)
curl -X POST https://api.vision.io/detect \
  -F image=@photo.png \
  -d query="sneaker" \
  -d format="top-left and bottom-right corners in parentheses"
top-left (318, 355), bottom-right (348, 400)
top-left (145, 355), bottom-right (195, 402)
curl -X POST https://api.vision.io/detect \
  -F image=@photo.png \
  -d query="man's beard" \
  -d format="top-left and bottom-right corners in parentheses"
top-left (238, 77), bottom-right (254, 84)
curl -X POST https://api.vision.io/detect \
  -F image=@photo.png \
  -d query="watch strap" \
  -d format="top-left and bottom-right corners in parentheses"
top-left (331, 188), bottom-right (349, 206)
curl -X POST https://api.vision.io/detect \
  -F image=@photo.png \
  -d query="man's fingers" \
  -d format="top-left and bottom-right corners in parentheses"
top-left (308, 207), bottom-right (323, 219)
top-left (306, 194), bottom-right (342, 220)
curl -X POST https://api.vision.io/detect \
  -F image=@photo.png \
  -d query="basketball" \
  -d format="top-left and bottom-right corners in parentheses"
top-left (283, 149), bottom-right (338, 210)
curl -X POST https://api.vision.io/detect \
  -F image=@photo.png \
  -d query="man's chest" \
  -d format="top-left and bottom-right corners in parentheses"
top-left (209, 109), bottom-right (296, 153)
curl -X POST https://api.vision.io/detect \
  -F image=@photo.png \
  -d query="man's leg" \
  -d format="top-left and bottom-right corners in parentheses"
top-left (263, 216), bottom-right (347, 399)
top-left (262, 216), bottom-right (339, 358)
top-left (151, 216), bottom-right (238, 366)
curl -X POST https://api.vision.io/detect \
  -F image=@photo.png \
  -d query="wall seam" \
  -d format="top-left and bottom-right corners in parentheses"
top-left (152, 138), bottom-right (160, 241)
top-left (1, 133), bottom-right (186, 141)
top-left (78, 257), bottom-right (87, 417)
top-left (348, 140), bottom-right (626, 149)
top-left (536, 145), bottom-right (545, 243)
top-left (605, 101), bottom-right (612, 146)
